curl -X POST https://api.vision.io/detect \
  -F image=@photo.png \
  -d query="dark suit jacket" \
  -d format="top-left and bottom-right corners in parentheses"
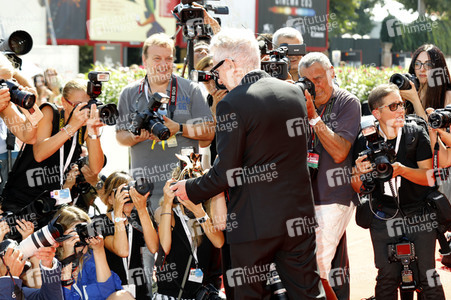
top-left (186, 70), bottom-right (315, 244)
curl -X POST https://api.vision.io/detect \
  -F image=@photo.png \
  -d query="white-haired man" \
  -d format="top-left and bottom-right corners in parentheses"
top-left (272, 27), bottom-right (304, 81)
top-left (172, 28), bottom-right (325, 299)
top-left (298, 52), bottom-right (361, 299)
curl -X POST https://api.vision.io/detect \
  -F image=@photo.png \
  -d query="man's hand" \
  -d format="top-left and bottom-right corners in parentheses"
top-left (132, 129), bottom-right (153, 142)
top-left (0, 221), bottom-right (10, 241)
top-left (171, 180), bottom-right (189, 201)
top-left (16, 219), bottom-right (34, 240)
top-left (33, 246), bottom-right (57, 269)
top-left (162, 115), bottom-right (179, 137)
top-left (355, 155), bottom-right (373, 176)
top-left (392, 162), bottom-right (405, 178)
top-left (305, 90), bottom-right (318, 120)
top-left (0, 247), bottom-right (26, 277)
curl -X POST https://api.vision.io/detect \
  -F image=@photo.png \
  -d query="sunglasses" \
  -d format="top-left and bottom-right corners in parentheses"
top-left (378, 101), bottom-right (405, 112)
top-left (64, 97), bottom-right (83, 108)
top-left (414, 60), bottom-right (433, 70)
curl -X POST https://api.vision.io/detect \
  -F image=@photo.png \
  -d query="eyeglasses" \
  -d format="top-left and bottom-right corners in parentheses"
top-left (64, 97), bottom-right (82, 108)
top-left (414, 60), bottom-right (433, 70)
top-left (378, 101), bottom-right (405, 111)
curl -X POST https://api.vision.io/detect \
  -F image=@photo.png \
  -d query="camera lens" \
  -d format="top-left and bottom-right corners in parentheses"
top-left (150, 121), bottom-right (171, 140)
top-left (374, 155), bottom-right (393, 181)
top-left (98, 104), bottom-right (119, 126)
top-left (17, 220), bottom-right (64, 259)
top-left (428, 110), bottom-right (451, 129)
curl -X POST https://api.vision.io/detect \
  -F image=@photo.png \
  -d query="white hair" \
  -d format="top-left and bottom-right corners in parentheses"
top-left (272, 27), bottom-right (304, 46)
top-left (298, 52), bottom-right (332, 73)
top-left (209, 28), bottom-right (260, 71)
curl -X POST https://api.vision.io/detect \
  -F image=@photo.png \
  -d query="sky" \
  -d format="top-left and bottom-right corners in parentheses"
top-left (372, 0), bottom-right (420, 23)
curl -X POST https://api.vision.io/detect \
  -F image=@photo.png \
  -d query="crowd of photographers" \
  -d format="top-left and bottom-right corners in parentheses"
top-left (0, 2), bottom-right (450, 299)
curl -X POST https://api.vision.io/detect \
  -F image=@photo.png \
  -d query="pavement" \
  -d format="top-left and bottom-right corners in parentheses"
top-left (347, 211), bottom-right (451, 299)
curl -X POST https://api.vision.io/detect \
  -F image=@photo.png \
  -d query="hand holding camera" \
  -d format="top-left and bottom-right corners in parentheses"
top-left (164, 180), bottom-right (177, 206)
top-left (113, 183), bottom-right (130, 218)
top-left (129, 187), bottom-right (150, 211)
top-left (0, 247), bottom-right (26, 277)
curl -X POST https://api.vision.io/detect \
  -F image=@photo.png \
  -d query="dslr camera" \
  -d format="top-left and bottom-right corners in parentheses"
top-left (0, 79), bottom-right (36, 109)
top-left (1, 30), bottom-right (33, 68)
top-left (358, 117), bottom-right (396, 193)
top-left (72, 155), bottom-right (107, 195)
top-left (428, 104), bottom-right (451, 129)
top-left (82, 71), bottom-right (119, 126)
top-left (190, 70), bottom-right (226, 90)
top-left (261, 44), bottom-right (306, 80)
top-left (122, 178), bottom-right (154, 204)
top-left (389, 73), bottom-right (420, 91)
top-left (74, 218), bottom-right (105, 247)
top-left (295, 77), bottom-right (316, 99)
top-left (129, 92), bottom-right (171, 140)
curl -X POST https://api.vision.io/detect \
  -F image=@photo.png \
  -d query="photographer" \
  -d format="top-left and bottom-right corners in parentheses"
top-left (298, 52), bottom-right (361, 299)
top-left (1, 79), bottom-right (104, 213)
top-left (56, 206), bottom-right (124, 300)
top-left (272, 27), bottom-right (304, 81)
top-left (0, 246), bottom-right (63, 300)
top-left (94, 171), bottom-right (159, 298)
top-left (351, 84), bottom-right (445, 299)
top-left (153, 179), bottom-right (224, 300)
top-left (116, 33), bottom-right (214, 206)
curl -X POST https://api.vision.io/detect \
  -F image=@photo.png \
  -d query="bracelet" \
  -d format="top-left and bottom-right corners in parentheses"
top-left (160, 212), bottom-right (172, 216)
top-left (61, 126), bottom-right (74, 137)
top-left (61, 278), bottom-right (75, 287)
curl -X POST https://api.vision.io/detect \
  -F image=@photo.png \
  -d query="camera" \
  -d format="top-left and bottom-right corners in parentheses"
top-left (72, 155), bottom-right (107, 195)
top-left (0, 193), bottom-right (57, 241)
top-left (129, 92), bottom-right (171, 140)
top-left (358, 117), bottom-right (396, 190)
top-left (428, 104), bottom-right (451, 129)
top-left (190, 70), bottom-right (226, 90)
top-left (295, 77), bottom-right (316, 99)
top-left (388, 241), bottom-right (418, 292)
top-left (389, 73), bottom-right (420, 91)
top-left (74, 218), bottom-right (105, 247)
top-left (122, 178), bottom-right (154, 204)
top-left (261, 44), bottom-right (306, 80)
top-left (0, 79), bottom-right (36, 109)
top-left (82, 71), bottom-right (118, 126)
top-left (195, 283), bottom-right (221, 300)
top-left (0, 215), bottom-right (65, 259)
top-left (266, 263), bottom-right (288, 299)
top-left (1, 30), bottom-right (33, 69)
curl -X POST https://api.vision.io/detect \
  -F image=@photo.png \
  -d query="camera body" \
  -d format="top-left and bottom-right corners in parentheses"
top-left (0, 79), bottom-right (36, 109)
top-left (72, 155), bottom-right (107, 195)
top-left (83, 71), bottom-right (118, 126)
top-left (359, 140), bottom-right (396, 183)
top-left (74, 218), bottom-right (105, 247)
top-left (388, 241), bottom-right (418, 291)
top-left (261, 44), bottom-right (306, 80)
top-left (389, 73), bottom-right (420, 91)
top-left (190, 70), bottom-right (227, 90)
top-left (428, 104), bottom-right (451, 129)
top-left (295, 77), bottom-right (316, 99)
top-left (122, 178), bottom-right (154, 204)
top-left (129, 92), bottom-right (171, 140)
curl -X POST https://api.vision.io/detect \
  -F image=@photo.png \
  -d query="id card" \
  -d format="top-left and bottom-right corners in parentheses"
top-left (122, 284), bottom-right (136, 298)
top-left (188, 268), bottom-right (203, 283)
top-left (166, 135), bottom-right (178, 148)
top-left (307, 151), bottom-right (320, 169)
top-left (51, 188), bottom-right (72, 205)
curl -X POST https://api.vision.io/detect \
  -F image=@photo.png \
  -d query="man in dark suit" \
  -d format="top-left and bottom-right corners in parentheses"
top-left (171, 28), bottom-right (325, 299)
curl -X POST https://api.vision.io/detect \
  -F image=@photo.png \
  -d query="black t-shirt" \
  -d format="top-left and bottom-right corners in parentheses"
top-left (94, 214), bottom-right (148, 299)
top-left (353, 123), bottom-right (433, 210)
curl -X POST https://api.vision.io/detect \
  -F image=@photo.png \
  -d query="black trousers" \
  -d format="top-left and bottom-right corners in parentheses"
top-left (228, 233), bottom-right (325, 300)
top-left (331, 232), bottom-right (350, 300)
top-left (370, 210), bottom-right (445, 300)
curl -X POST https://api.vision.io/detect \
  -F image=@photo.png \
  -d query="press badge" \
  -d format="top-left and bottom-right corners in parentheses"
top-left (51, 188), bottom-right (72, 205)
top-left (166, 135), bottom-right (178, 148)
top-left (307, 151), bottom-right (320, 169)
top-left (188, 268), bottom-right (203, 283)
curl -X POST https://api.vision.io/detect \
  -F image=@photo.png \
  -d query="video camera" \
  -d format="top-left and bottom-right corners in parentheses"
top-left (129, 92), bottom-right (171, 140)
top-left (82, 71), bottom-right (118, 126)
top-left (0, 79), bottom-right (36, 109)
top-left (261, 44), bottom-right (306, 80)
top-left (358, 117), bottom-right (396, 193)
top-left (428, 104), bottom-right (451, 129)
top-left (295, 77), bottom-right (316, 99)
top-left (190, 69), bottom-right (226, 90)
top-left (389, 73), bottom-right (420, 91)
top-left (388, 241), bottom-right (418, 292)
top-left (0, 30), bottom-right (33, 69)
top-left (173, 0), bottom-right (228, 39)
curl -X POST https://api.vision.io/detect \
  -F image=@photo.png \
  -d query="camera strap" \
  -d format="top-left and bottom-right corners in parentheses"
top-left (143, 74), bottom-right (178, 119)
top-left (174, 205), bottom-right (199, 265)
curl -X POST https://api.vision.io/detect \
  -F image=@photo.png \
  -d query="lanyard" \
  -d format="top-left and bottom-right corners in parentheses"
top-left (59, 132), bottom-right (78, 188)
top-left (378, 126), bottom-right (402, 154)
top-left (111, 211), bottom-right (133, 281)
top-left (143, 75), bottom-right (178, 119)
top-left (174, 205), bottom-right (198, 264)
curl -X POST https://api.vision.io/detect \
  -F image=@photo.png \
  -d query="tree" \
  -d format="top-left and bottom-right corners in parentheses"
top-left (395, 0), bottom-right (449, 15)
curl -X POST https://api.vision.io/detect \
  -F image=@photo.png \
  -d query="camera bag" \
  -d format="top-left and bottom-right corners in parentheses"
top-left (355, 195), bottom-right (373, 229)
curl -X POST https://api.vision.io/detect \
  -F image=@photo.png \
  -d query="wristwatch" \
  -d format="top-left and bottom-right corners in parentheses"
top-left (95, 180), bottom-right (104, 190)
top-left (309, 116), bottom-right (321, 126)
top-left (88, 133), bottom-right (98, 139)
top-left (114, 216), bottom-right (127, 223)
top-left (196, 213), bottom-right (209, 224)
top-left (179, 123), bottom-right (184, 134)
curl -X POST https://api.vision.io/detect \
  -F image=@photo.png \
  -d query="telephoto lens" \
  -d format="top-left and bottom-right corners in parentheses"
top-left (0, 79), bottom-right (35, 109)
